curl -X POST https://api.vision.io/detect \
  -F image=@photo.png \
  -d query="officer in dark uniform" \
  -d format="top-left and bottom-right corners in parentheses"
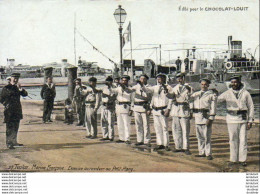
top-left (0, 73), bottom-right (28, 149)
top-left (40, 76), bottom-right (56, 123)
top-left (175, 56), bottom-right (182, 71)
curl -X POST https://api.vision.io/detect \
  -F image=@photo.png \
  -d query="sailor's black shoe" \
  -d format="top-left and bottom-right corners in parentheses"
top-left (135, 142), bottom-right (144, 146)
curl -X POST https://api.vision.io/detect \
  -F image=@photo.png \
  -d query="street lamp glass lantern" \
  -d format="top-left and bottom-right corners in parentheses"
top-left (114, 5), bottom-right (127, 26)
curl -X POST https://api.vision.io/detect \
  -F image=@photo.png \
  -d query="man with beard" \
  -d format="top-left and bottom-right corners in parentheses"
top-left (218, 75), bottom-right (254, 167)
top-left (0, 73), bottom-right (28, 149)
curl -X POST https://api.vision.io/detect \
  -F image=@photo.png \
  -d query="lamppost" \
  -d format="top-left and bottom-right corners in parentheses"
top-left (114, 5), bottom-right (127, 76)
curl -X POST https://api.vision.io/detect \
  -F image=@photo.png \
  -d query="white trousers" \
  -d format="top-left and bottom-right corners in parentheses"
top-left (196, 124), bottom-right (212, 156)
top-left (101, 107), bottom-right (115, 139)
top-left (153, 115), bottom-right (169, 146)
top-left (227, 123), bottom-right (247, 162)
top-left (85, 106), bottom-right (97, 137)
top-left (134, 112), bottom-right (151, 144)
top-left (172, 117), bottom-right (190, 150)
top-left (117, 113), bottom-right (131, 141)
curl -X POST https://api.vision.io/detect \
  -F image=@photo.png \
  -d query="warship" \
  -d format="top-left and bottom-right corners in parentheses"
top-left (141, 36), bottom-right (259, 95)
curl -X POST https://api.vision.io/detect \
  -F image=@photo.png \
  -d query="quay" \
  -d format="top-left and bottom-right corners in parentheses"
top-left (0, 100), bottom-right (259, 172)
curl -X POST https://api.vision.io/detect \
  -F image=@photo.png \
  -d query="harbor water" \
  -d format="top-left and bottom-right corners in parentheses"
top-left (23, 86), bottom-right (260, 119)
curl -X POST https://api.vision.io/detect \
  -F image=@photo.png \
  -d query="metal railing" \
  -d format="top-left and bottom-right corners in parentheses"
top-left (226, 61), bottom-right (259, 72)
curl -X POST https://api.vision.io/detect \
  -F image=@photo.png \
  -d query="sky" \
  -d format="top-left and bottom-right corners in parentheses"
top-left (0, 0), bottom-right (259, 69)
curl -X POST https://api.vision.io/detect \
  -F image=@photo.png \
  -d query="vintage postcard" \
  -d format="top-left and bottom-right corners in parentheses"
top-left (0, 0), bottom-right (259, 175)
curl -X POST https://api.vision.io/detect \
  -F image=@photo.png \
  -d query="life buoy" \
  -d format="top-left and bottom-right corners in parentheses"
top-left (225, 62), bottom-right (233, 70)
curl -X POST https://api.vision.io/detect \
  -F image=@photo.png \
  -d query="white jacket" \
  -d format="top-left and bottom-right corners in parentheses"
top-left (143, 84), bottom-right (173, 116)
top-left (101, 85), bottom-right (116, 104)
top-left (112, 85), bottom-right (134, 114)
top-left (218, 87), bottom-right (254, 123)
top-left (81, 86), bottom-right (101, 110)
top-left (131, 84), bottom-right (152, 113)
top-left (190, 90), bottom-right (217, 124)
top-left (170, 83), bottom-right (193, 118)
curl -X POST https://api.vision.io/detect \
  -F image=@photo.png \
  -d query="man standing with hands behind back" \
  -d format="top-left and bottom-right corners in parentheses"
top-left (0, 73), bottom-right (28, 149)
top-left (41, 76), bottom-right (56, 123)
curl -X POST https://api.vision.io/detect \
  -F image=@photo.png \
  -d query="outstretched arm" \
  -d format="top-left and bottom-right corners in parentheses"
top-left (217, 91), bottom-right (226, 103)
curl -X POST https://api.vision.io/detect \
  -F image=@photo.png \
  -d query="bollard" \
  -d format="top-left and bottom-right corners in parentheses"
top-left (44, 67), bottom-right (53, 83)
top-left (67, 66), bottom-right (78, 100)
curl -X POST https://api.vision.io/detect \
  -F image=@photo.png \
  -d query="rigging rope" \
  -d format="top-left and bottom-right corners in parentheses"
top-left (76, 29), bottom-right (118, 67)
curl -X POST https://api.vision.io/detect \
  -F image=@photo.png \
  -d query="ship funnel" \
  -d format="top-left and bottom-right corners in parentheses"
top-left (186, 49), bottom-right (189, 57)
top-left (61, 59), bottom-right (68, 77)
top-left (231, 40), bottom-right (242, 59)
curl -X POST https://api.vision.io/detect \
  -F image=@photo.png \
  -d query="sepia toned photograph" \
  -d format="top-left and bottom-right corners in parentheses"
top-left (0, 0), bottom-right (259, 173)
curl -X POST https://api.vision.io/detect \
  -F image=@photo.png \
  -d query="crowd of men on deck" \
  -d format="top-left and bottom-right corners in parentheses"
top-left (0, 72), bottom-right (255, 167)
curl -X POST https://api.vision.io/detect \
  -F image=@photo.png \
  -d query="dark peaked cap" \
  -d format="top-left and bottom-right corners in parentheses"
top-left (89, 77), bottom-right (97, 82)
top-left (140, 74), bottom-right (149, 80)
top-left (11, 73), bottom-right (20, 78)
top-left (156, 73), bottom-right (167, 79)
top-left (176, 72), bottom-right (185, 78)
top-left (74, 78), bottom-right (81, 82)
top-left (121, 75), bottom-right (130, 80)
top-left (199, 78), bottom-right (211, 84)
top-left (229, 74), bottom-right (242, 81)
top-left (105, 76), bottom-right (113, 81)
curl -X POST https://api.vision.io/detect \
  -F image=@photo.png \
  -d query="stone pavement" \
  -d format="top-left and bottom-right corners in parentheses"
top-left (0, 101), bottom-right (259, 172)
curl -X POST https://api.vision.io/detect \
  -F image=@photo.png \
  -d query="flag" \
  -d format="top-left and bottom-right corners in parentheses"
top-left (122, 22), bottom-right (131, 48)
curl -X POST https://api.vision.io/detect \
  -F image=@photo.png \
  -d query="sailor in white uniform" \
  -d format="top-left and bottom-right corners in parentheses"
top-left (190, 78), bottom-right (217, 160)
top-left (81, 77), bottom-right (101, 139)
top-left (131, 74), bottom-right (152, 147)
top-left (142, 74), bottom-right (174, 151)
top-left (171, 73), bottom-right (193, 155)
top-left (113, 77), bottom-right (120, 88)
top-left (218, 75), bottom-right (254, 167)
top-left (99, 76), bottom-right (117, 141)
top-left (112, 75), bottom-right (134, 144)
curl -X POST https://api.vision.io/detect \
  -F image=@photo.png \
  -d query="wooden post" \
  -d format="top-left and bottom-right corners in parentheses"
top-left (44, 67), bottom-right (53, 83)
top-left (67, 66), bottom-right (78, 100)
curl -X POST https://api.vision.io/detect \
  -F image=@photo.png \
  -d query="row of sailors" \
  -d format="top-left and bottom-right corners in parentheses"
top-left (73, 73), bottom-right (254, 166)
